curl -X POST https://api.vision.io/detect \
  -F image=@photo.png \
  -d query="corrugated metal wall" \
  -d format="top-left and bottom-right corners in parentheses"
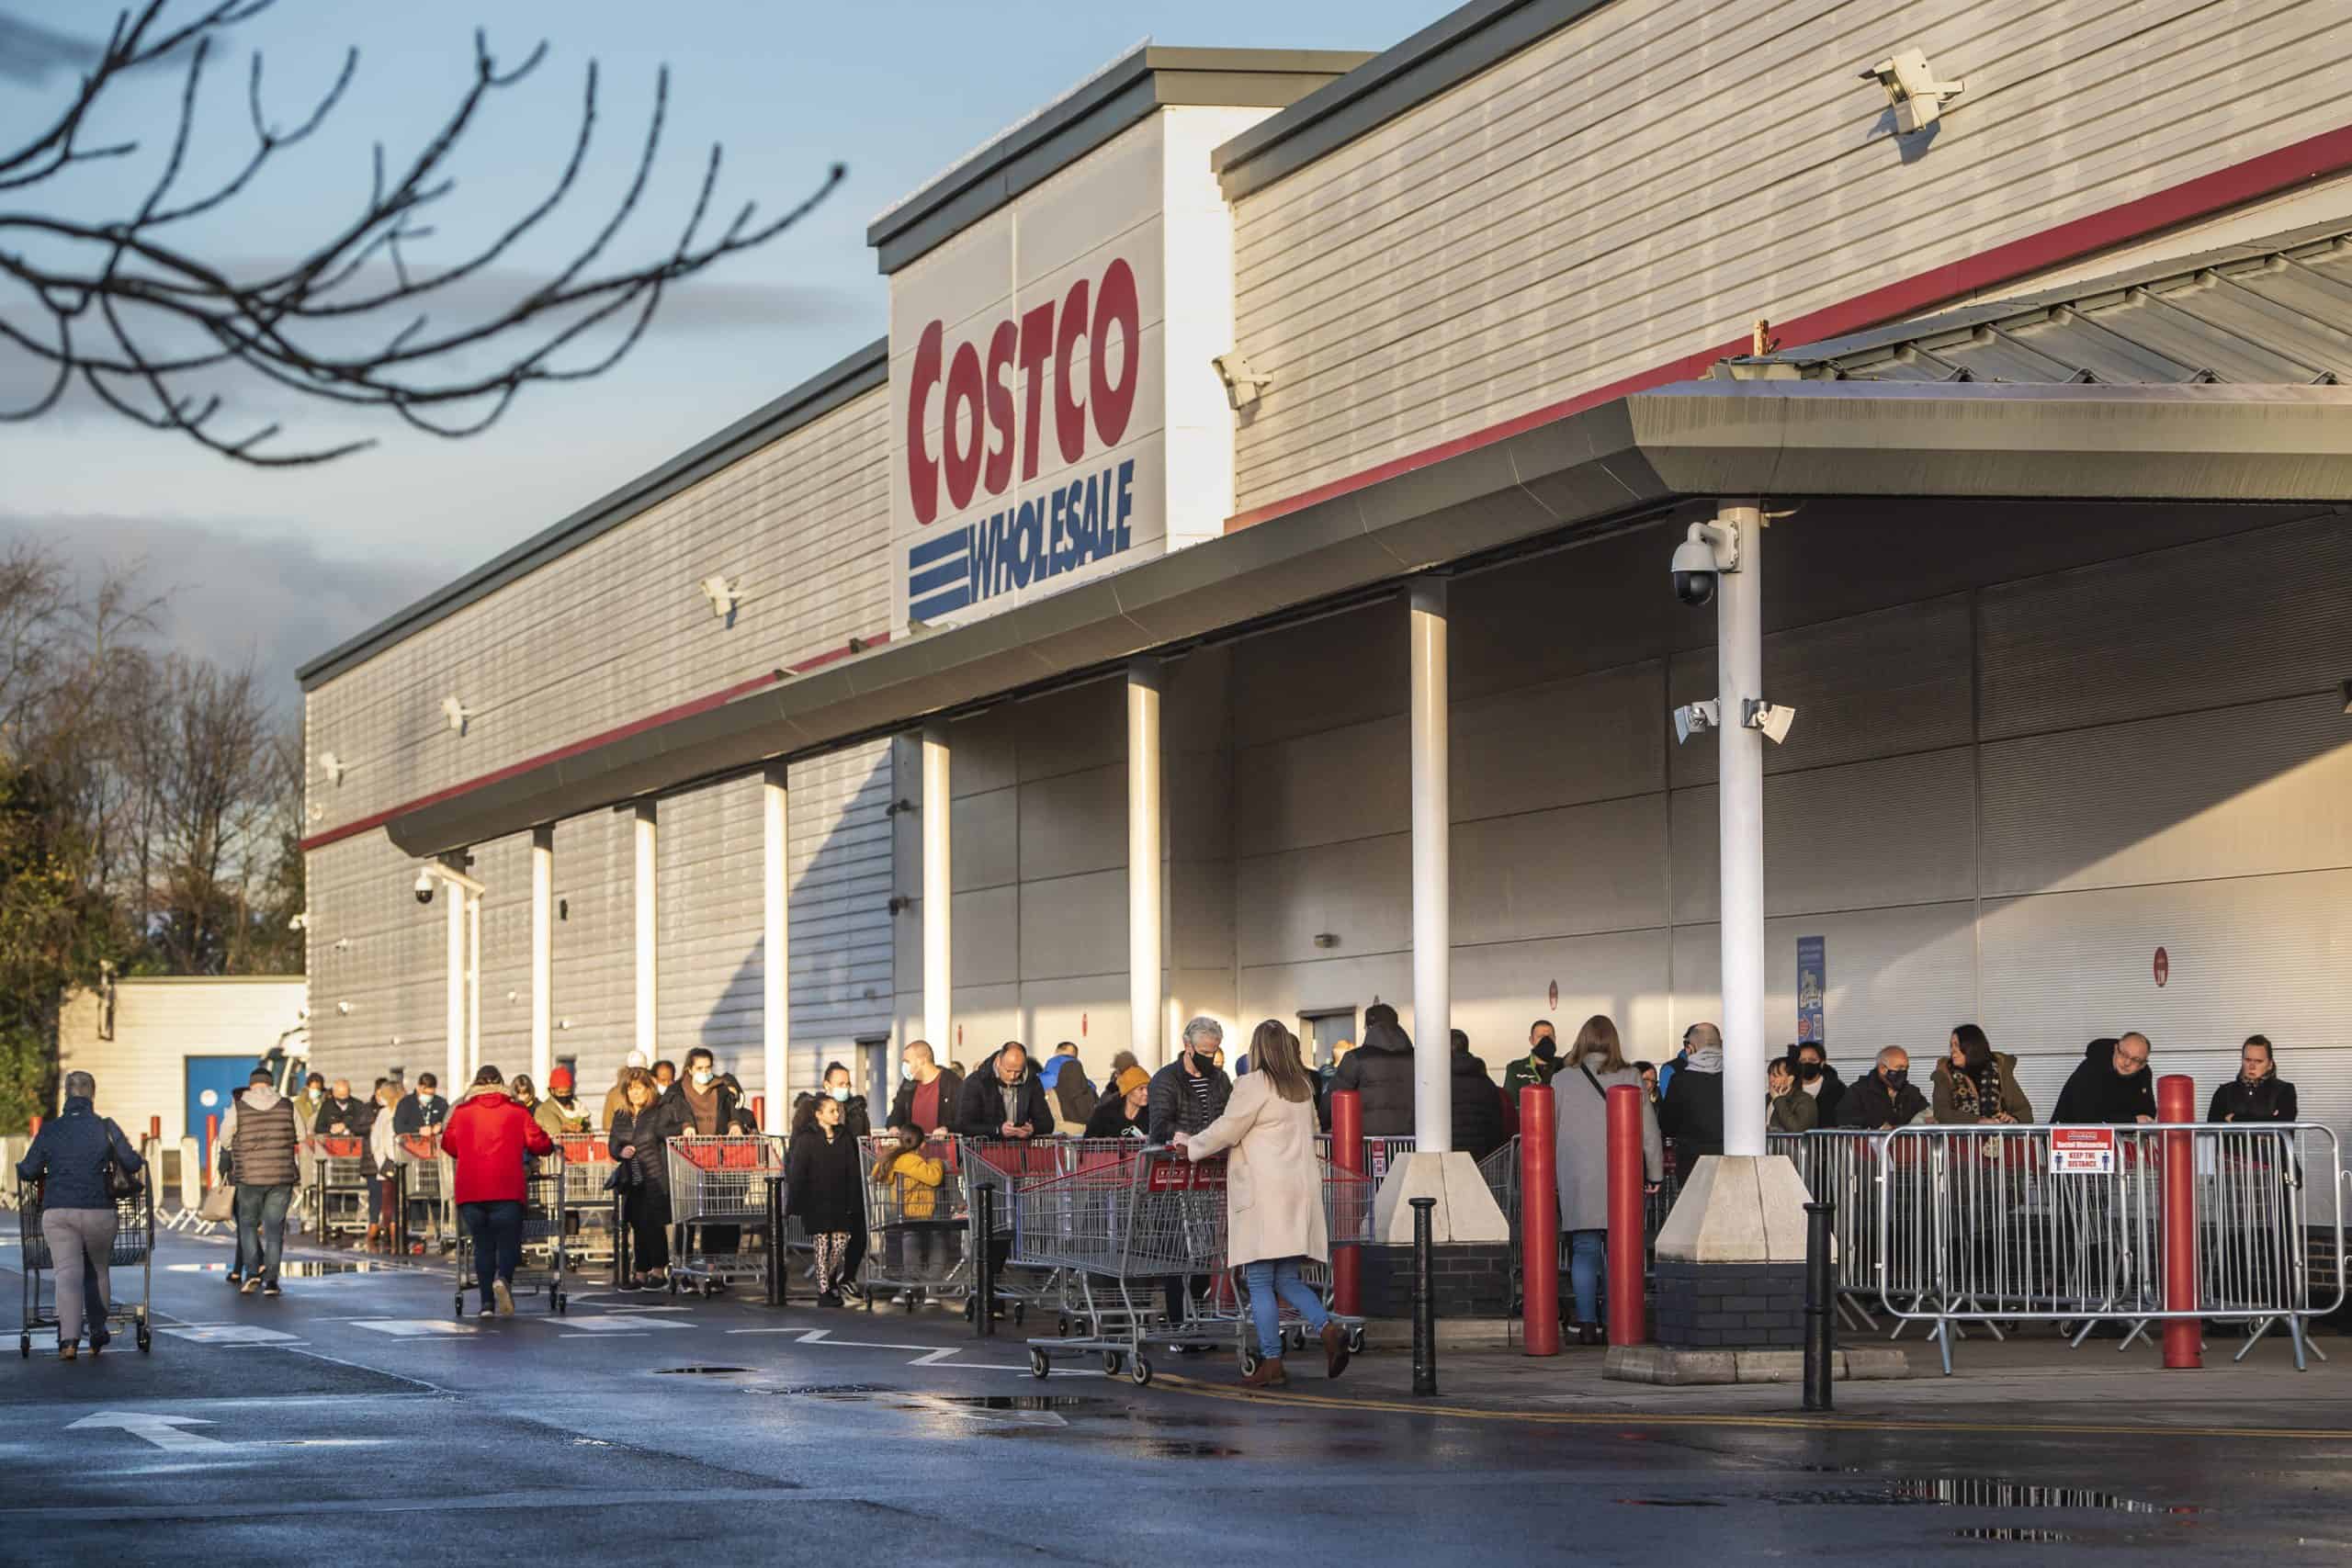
top-left (301, 389), bottom-right (889, 840)
top-left (1226, 0), bottom-right (2352, 519)
top-left (656, 776), bottom-right (766, 1076)
top-left (788, 741), bottom-right (897, 1094)
top-left (1229, 506), bottom-right (2352, 1127)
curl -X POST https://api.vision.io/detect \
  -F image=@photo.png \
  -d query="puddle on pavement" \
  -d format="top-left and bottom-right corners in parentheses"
top-left (1621, 1478), bottom-right (2198, 1516)
top-left (1955, 1528), bottom-right (2075, 1543)
top-left (653, 1365), bottom-right (754, 1375)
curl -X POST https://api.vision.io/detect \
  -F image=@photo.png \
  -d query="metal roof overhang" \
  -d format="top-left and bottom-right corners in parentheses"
top-left (383, 380), bottom-right (2352, 857)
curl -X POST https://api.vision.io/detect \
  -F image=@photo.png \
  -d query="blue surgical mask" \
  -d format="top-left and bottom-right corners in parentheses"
top-left (691, 1068), bottom-right (714, 1089)
top-left (901, 1062), bottom-right (916, 1081)
top-left (828, 1085), bottom-right (851, 1102)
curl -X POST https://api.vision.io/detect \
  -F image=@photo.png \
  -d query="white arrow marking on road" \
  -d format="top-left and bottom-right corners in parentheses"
top-left (910, 1348), bottom-right (963, 1365)
top-left (67, 1412), bottom-right (221, 1452)
top-left (159, 1325), bottom-right (298, 1346)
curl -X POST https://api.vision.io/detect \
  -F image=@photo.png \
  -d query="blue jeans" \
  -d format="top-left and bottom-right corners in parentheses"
top-left (1568, 1228), bottom-right (1607, 1325)
top-left (461, 1200), bottom-right (525, 1304)
top-left (1243, 1258), bottom-right (1329, 1359)
top-left (236, 1184), bottom-right (293, 1284)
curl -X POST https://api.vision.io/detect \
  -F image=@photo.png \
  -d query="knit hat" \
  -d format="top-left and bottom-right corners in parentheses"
top-left (548, 1067), bottom-right (574, 1092)
top-left (1114, 1066), bottom-right (1150, 1097)
top-left (625, 1050), bottom-right (649, 1069)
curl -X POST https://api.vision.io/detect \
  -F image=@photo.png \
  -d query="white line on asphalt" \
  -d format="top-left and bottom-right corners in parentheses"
top-left (559, 1332), bottom-right (649, 1338)
top-left (66, 1412), bottom-right (220, 1451)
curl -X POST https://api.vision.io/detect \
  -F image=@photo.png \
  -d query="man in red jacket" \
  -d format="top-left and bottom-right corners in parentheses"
top-left (439, 1065), bottom-right (556, 1317)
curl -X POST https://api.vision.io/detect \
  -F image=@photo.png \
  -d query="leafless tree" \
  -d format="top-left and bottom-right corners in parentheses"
top-left (0, 1), bottom-right (844, 464)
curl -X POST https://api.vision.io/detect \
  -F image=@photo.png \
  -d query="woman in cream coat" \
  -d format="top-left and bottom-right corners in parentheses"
top-left (1176, 1020), bottom-right (1350, 1389)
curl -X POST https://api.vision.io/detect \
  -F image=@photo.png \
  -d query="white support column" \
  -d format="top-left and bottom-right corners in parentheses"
top-left (444, 874), bottom-right (466, 1101)
top-left (1408, 579), bottom-right (1453, 1153)
top-left (634, 802), bottom-right (659, 1062)
top-left (763, 763), bottom-right (790, 1135)
top-left (921, 723), bottom-right (953, 1055)
top-left (1715, 501), bottom-right (1768, 1158)
top-left (529, 827), bottom-right (553, 1088)
top-left (1126, 660), bottom-right (1165, 1070)
top-left (466, 891), bottom-right (482, 1079)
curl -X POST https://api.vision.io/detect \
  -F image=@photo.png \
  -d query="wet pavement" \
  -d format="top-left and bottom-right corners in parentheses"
top-left (6, 1225), bottom-right (2352, 1563)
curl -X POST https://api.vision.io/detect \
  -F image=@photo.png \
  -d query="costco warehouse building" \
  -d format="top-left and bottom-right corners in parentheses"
top-left (297, 0), bottom-right (2352, 1150)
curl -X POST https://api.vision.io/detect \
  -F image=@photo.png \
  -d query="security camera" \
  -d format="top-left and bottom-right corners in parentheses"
top-left (413, 870), bottom-right (435, 906)
top-left (1669, 521), bottom-right (1739, 608)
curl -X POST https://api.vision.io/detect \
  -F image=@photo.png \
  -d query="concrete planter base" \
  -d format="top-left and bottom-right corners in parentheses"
top-left (1603, 1344), bottom-right (1911, 1385)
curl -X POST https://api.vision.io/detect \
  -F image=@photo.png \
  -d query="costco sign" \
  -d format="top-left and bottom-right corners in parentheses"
top-left (902, 256), bottom-right (1144, 621)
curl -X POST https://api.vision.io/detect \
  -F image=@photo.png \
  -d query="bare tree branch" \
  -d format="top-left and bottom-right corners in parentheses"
top-left (0, 1), bottom-right (845, 465)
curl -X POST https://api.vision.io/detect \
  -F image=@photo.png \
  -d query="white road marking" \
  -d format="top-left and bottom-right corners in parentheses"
top-left (347, 1319), bottom-right (485, 1337)
top-left (66, 1412), bottom-right (220, 1452)
top-left (559, 1332), bottom-right (649, 1339)
top-left (160, 1325), bottom-right (299, 1346)
top-left (555, 1314), bottom-right (691, 1333)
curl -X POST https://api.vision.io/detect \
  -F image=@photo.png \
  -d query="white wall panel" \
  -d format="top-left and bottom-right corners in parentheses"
top-left (788, 741), bottom-right (896, 1064)
top-left (1233, 715), bottom-right (1408, 857)
top-left (1227, 0), bottom-right (2352, 515)
top-left (1983, 694), bottom-right (2352, 898)
top-left (306, 389), bottom-right (890, 834)
top-left (1453, 795), bottom-right (1668, 946)
top-left (1018, 868), bottom-right (1129, 983)
top-left (656, 776), bottom-right (766, 1077)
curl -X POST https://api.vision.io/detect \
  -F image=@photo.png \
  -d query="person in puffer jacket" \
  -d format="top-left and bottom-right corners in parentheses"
top-left (15, 1072), bottom-right (142, 1358)
top-left (439, 1066), bottom-right (556, 1317)
top-left (1328, 1005), bottom-right (1416, 1137)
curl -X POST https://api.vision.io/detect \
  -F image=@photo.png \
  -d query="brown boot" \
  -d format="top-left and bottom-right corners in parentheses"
top-left (1240, 1357), bottom-right (1288, 1389)
top-left (1321, 1322), bottom-right (1352, 1381)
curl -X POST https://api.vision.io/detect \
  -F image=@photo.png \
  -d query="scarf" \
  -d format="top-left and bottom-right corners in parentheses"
top-left (1683, 1045), bottom-right (1724, 1075)
top-left (1952, 1055), bottom-right (2002, 1115)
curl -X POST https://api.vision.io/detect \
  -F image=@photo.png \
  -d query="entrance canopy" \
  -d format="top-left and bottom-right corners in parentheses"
top-left (385, 226), bottom-right (2352, 858)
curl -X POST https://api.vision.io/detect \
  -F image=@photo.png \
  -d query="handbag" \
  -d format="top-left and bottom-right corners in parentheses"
top-left (102, 1119), bottom-right (141, 1201)
top-left (198, 1180), bottom-right (237, 1223)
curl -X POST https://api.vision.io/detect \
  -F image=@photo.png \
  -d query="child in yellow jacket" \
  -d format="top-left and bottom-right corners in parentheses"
top-left (871, 1122), bottom-right (953, 1287)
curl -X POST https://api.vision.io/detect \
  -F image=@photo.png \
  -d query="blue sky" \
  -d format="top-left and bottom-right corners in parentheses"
top-left (0, 0), bottom-right (1441, 707)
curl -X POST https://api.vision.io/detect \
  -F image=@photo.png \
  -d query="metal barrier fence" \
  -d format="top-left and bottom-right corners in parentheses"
top-left (1867, 1123), bottom-right (2345, 1373)
top-left (1767, 1130), bottom-right (1883, 1328)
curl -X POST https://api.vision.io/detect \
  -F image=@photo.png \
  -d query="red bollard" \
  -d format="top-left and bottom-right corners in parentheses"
top-left (28, 1114), bottom-right (41, 1139)
top-left (150, 1114), bottom-right (163, 1143)
top-left (204, 1112), bottom-right (220, 1190)
top-left (752, 1094), bottom-right (766, 1131)
top-left (1606, 1084), bottom-right (1646, 1347)
top-left (2159, 1074), bottom-right (2201, 1371)
top-left (1330, 1089), bottom-right (1363, 1318)
top-left (1520, 1085), bottom-right (1560, 1356)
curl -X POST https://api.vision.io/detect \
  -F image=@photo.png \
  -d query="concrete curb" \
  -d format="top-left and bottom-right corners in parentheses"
top-left (1603, 1344), bottom-right (1912, 1385)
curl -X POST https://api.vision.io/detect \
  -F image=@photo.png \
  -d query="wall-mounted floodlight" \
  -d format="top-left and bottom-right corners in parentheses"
top-left (1213, 351), bottom-right (1272, 411)
top-left (1672, 699), bottom-right (1721, 747)
top-left (1743, 699), bottom-right (1798, 745)
top-left (441, 695), bottom-right (472, 735)
top-left (699, 574), bottom-right (740, 620)
top-left (1860, 49), bottom-right (1966, 134)
top-left (319, 751), bottom-right (345, 785)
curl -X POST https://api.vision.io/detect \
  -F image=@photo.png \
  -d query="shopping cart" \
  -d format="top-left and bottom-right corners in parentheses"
top-left (557, 1135), bottom-right (617, 1272)
top-left (397, 1133), bottom-right (452, 1252)
top-left (450, 1160), bottom-right (567, 1316)
top-left (17, 1153), bottom-right (154, 1356)
top-left (960, 1137), bottom-right (1067, 1325)
top-left (859, 1134), bottom-right (968, 1311)
top-left (307, 1134), bottom-right (372, 1246)
top-left (1015, 1146), bottom-right (1370, 1386)
top-left (665, 1134), bottom-right (785, 1295)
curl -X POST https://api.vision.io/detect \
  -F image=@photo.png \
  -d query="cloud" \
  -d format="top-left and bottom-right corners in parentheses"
top-left (0, 13), bottom-right (94, 85)
top-left (0, 512), bottom-right (447, 717)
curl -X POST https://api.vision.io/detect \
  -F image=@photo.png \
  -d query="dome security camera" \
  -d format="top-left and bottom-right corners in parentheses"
top-left (413, 870), bottom-right (435, 906)
top-left (1669, 520), bottom-right (1740, 608)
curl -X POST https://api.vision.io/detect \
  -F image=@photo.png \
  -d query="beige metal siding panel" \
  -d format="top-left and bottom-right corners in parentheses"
top-left (1227, 0), bottom-right (2352, 514)
top-left (1672, 748), bottom-right (1979, 924)
top-left (1669, 595), bottom-right (1975, 788)
top-left (1452, 661), bottom-right (1665, 821)
top-left (1237, 832), bottom-right (1414, 969)
top-left (1982, 693), bottom-right (2352, 897)
top-left (788, 740), bottom-right (897, 1055)
top-left (551, 809), bottom-right (633, 1088)
top-left (1018, 765), bottom-right (1127, 883)
top-left (1018, 868), bottom-right (1130, 983)
top-left (304, 390), bottom-right (890, 836)
top-left (472, 834), bottom-right (533, 1071)
top-left (1980, 870), bottom-right (2352, 1127)
top-left (1234, 714), bottom-right (1410, 858)
top-left (57, 980), bottom-right (307, 1143)
top-left (1453, 793), bottom-right (1668, 945)
top-left (308, 831), bottom-right (447, 1084)
top-left (1978, 515), bottom-right (2352, 740)
top-left (656, 775), bottom-right (766, 1069)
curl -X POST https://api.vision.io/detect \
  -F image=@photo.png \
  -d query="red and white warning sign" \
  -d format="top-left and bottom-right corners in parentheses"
top-left (2050, 1125), bottom-right (2117, 1175)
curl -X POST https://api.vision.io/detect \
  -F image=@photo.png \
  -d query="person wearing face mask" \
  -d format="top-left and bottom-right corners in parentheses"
top-left (1657, 1023), bottom-right (1725, 1178)
top-left (1789, 1043), bottom-right (1847, 1126)
top-left (639, 1047), bottom-right (747, 1276)
top-left (888, 1041), bottom-right (962, 1137)
top-left (820, 1061), bottom-right (873, 1139)
top-left (2210, 1034), bottom-right (2297, 1124)
top-left (786, 1093), bottom-right (863, 1306)
top-left (313, 1077), bottom-right (368, 1138)
top-left (1838, 1046), bottom-right (1929, 1130)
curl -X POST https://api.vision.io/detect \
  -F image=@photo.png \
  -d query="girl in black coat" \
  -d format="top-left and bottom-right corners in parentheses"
top-left (607, 1071), bottom-right (672, 1287)
top-left (786, 1095), bottom-right (863, 1305)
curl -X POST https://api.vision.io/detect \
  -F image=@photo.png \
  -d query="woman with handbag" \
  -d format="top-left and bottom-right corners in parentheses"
top-left (14, 1070), bottom-right (143, 1359)
top-left (1552, 1016), bottom-right (1662, 1346)
top-left (606, 1068), bottom-right (672, 1289)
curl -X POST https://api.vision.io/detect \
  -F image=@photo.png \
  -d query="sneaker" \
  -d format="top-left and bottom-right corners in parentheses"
top-left (492, 1280), bottom-right (514, 1317)
top-left (263, 1282), bottom-right (282, 1298)
top-left (225, 1270), bottom-right (243, 1287)
top-left (818, 1291), bottom-right (844, 1309)
top-left (241, 1278), bottom-right (261, 1295)
top-left (478, 1303), bottom-right (495, 1319)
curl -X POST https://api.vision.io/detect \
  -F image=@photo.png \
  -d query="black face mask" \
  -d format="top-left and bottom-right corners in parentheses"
top-left (1883, 1069), bottom-right (1909, 1090)
top-left (1798, 1062), bottom-right (1823, 1081)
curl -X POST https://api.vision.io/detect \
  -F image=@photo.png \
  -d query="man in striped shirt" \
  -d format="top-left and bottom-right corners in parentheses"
top-left (1147, 1017), bottom-right (1233, 1349)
